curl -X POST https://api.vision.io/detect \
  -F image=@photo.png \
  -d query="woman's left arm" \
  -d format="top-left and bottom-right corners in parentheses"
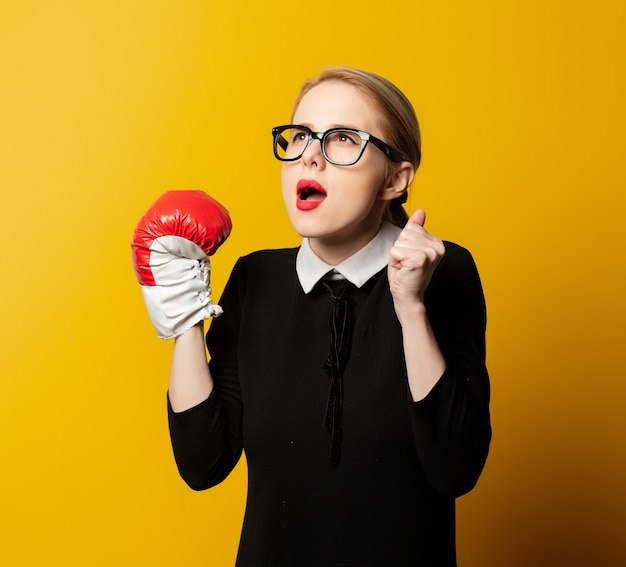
top-left (388, 210), bottom-right (447, 401)
top-left (388, 210), bottom-right (491, 497)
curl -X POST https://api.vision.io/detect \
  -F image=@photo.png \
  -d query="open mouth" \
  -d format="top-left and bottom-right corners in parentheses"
top-left (297, 179), bottom-right (327, 209)
top-left (298, 187), bottom-right (326, 201)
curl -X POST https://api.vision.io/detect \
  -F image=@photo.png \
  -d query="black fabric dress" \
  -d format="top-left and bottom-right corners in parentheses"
top-left (168, 241), bottom-right (491, 567)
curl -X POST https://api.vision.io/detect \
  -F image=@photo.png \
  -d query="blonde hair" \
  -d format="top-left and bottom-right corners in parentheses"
top-left (292, 67), bottom-right (421, 227)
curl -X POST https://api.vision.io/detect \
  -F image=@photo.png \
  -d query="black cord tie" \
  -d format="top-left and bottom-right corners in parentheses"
top-left (322, 280), bottom-right (354, 466)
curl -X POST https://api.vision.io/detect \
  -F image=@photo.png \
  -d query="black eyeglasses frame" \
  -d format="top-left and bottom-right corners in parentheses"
top-left (272, 124), bottom-right (407, 166)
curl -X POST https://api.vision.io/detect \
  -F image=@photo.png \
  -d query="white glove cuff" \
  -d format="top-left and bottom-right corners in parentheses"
top-left (140, 284), bottom-right (222, 339)
top-left (141, 236), bottom-right (223, 339)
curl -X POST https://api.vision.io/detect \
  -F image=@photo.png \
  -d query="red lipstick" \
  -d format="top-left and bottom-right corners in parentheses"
top-left (296, 179), bottom-right (327, 211)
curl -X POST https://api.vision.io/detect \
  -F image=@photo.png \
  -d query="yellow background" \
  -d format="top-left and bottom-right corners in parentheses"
top-left (1, 1), bottom-right (625, 565)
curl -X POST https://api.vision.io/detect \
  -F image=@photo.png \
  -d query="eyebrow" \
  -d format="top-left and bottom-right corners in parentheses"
top-left (297, 123), bottom-right (364, 132)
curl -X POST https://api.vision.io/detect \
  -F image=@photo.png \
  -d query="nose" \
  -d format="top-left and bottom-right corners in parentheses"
top-left (300, 137), bottom-right (325, 169)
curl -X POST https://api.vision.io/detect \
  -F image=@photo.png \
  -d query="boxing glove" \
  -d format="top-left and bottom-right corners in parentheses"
top-left (131, 190), bottom-right (232, 339)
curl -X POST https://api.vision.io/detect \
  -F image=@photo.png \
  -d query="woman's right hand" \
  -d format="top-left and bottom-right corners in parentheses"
top-left (130, 190), bottom-right (232, 339)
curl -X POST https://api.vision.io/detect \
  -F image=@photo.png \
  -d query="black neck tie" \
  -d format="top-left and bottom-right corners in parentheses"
top-left (322, 280), bottom-right (353, 466)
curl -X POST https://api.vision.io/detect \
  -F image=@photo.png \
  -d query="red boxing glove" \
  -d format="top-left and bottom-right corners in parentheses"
top-left (131, 190), bottom-right (232, 338)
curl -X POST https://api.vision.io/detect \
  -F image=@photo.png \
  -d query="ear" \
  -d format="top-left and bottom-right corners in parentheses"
top-left (378, 162), bottom-right (415, 201)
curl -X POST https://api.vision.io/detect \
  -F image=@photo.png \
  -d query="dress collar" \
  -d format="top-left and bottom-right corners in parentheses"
top-left (296, 222), bottom-right (401, 293)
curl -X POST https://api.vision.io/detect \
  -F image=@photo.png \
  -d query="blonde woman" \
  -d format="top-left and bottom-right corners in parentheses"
top-left (166, 67), bottom-right (491, 566)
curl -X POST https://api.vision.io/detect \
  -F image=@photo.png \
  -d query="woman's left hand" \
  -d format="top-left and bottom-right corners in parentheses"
top-left (388, 209), bottom-right (446, 308)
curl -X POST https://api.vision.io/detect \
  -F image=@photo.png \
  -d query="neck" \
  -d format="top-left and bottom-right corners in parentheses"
top-left (309, 222), bottom-right (381, 266)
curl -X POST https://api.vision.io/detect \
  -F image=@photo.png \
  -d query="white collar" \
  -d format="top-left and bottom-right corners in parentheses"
top-left (296, 222), bottom-right (401, 293)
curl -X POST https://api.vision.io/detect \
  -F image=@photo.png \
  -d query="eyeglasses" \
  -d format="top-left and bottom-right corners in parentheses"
top-left (272, 124), bottom-right (406, 166)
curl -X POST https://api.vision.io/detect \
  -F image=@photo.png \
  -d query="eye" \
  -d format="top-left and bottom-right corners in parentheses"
top-left (290, 129), bottom-right (309, 145)
top-left (327, 130), bottom-right (360, 145)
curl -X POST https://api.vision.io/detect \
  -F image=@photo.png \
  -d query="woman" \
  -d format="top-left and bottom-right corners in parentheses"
top-left (167, 67), bottom-right (491, 566)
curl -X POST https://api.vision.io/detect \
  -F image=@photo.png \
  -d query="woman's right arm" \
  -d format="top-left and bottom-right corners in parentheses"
top-left (167, 260), bottom-right (245, 491)
top-left (168, 322), bottom-right (213, 413)
top-left (167, 323), bottom-right (243, 490)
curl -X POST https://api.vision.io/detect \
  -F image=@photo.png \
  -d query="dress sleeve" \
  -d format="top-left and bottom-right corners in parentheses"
top-left (167, 259), bottom-right (245, 491)
top-left (409, 242), bottom-right (492, 498)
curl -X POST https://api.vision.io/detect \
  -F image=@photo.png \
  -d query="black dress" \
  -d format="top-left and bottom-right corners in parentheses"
top-left (168, 242), bottom-right (491, 566)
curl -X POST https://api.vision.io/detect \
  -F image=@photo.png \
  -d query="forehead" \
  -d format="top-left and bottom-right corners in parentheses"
top-left (292, 81), bottom-right (383, 134)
